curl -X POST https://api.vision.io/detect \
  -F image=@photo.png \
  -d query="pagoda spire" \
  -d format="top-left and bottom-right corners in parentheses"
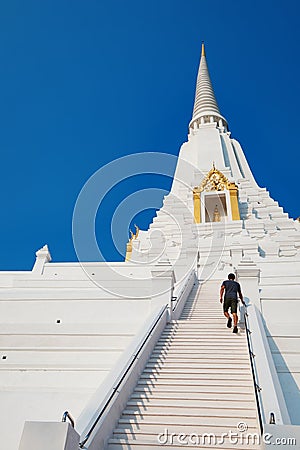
top-left (189, 42), bottom-right (227, 131)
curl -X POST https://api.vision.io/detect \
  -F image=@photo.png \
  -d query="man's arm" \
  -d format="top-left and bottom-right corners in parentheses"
top-left (220, 285), bottom-right (225, 303)
top-left (238, 284), bottom-right (245, 305)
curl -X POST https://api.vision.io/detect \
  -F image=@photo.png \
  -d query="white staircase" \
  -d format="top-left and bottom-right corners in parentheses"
top-left (106, 280), bottom-right (261, 449)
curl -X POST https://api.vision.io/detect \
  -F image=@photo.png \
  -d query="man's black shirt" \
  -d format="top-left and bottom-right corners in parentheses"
top-left (222, 280), bottom-right (241, 300)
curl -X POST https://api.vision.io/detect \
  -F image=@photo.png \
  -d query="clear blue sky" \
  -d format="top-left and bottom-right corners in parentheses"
top-left (0, 0), bottom-right (299, 269)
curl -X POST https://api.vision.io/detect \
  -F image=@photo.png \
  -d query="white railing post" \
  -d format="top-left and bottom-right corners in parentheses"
top-left (32, 245), bottom-right (52, 274)
top-left (151, 261), bottom-right (176, 322)
top-left (172, 270), bottom-right (196, 321)
top-left (19, 421), bottom-right (79, 450)
top-left (236, 256), bottom-right (260, 307)
top-left (236, 257), bottom-right (260, 329)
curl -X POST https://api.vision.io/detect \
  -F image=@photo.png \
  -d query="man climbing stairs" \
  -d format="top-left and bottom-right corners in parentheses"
top-left (106, 280), bottom-right (262, 449)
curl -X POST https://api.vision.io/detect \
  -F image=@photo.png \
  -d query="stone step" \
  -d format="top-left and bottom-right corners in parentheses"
top-left (154, 336), bottom-right (247, 344)
top-left (179, 320), bottom-right (234, 322)
top-left (164, 323), bottom-right (233, 327)
top-left (181, 303), bottom-right (222, 306)
top-left (161, 328), bottom-right (235, 333)
top-left (158, 336), bottom-right (246, 347)
top-left (122, 406), bottom-right (257, 418)
top-left (180, 309), bottom-right (224, 312)
top-left (159, 333), bottom-right (243, 338)
top-left (180, 311), bottom-right (225, 313)
top-left (118, 414), bottom-right (258, 428)
top-left (135, 383), bottom-right (254, 393)
top-left (151, 349), bottom-right (248, 356)
top-left (152, 355), bottom-right (248, 363)
top-left (145, 362), bottom-right (250, 370)
top-left (164, 324), bottom-right (244, 330)
top-left (154, 347), bottom-right (247, 354)
top-left (179, 313), bottom-right (228, 316)
top-left (181, 304), bottom-right (223, 307)
top-left (185, 293), bottom-right (220, 296)
top-left (160, 332), bottom-right (240, 336)
top-left (162, 324), bottom-right (242, 331)
top-left (155, 345), bottom-right (246, 350)
top-left (182, 310), bottom-right (224, 313)
top-left (110, 433), bottom-right (261, 449)
top-left (180, 303), bottom-right (223, 305)
top-left (173, 315), bottom-right (237, 321)
top-left (179, 301), bottom-right (224, 303)
top-left (153, 344), bottom-right (247, 351)
top-left (107, 438), bottom-right (260, 450)
top-left (178, 318), bottom-right (235, 321)
top-left (180, 313), bottom-right (228, 316)
top-left (185, 298), bottom-right (225, 301)
top-left (161, 327), bottom-right (244, 332)
top-left (181, 305), bottom-right (222, 309)
top-left (137, 376), bottom-right (253, 385)
top-left (131, 391), bottom-right (254, 401)
top-left (175, 307), bottom-right (224, 311)
top-left (127, 398), bottom-right (256, 410)
top-left (162, 327), bottom-right (236, 332)
top-left (145, 364), bottom-right (251, 372)
top-left (167, 324), bottom-right (228, 328)
top-left (177, 316), bottom-right (231, 319)
top-left (116, 417), bottom-right (257, 435)
top-left (153, 337), bottom-right (245, 346)
top-left (178, 320), bottom-right (242, 323)
top-left (179, 317), bottom-right (226, 320)
top-left (156, 342), bottom-right (246, 347)
top-left (115, 422), bottom-right (258, 435)
top-left (156, 337), bottom-right (246, 343)
top-left (139, 373), bottom-right (253, 382)
top-left (154, 345), bottom-right (247, 352)
top-left (145, 359), bottom-right (250, 373)
top-left (180, 300), bottom-right (221, 303)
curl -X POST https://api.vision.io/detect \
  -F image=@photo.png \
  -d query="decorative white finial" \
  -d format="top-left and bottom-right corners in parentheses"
top-left (189, 43), bottom-right (227, 131)
top-left (35, 244), bottom-right (51, 257)
top-left (33, 244), bottom-right (52, 274)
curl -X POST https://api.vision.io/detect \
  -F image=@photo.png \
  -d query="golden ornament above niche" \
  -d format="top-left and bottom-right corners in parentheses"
top-left (196, 163), bottom-right (231, 193)
top-left (193, 163), bottom-right (240, 223)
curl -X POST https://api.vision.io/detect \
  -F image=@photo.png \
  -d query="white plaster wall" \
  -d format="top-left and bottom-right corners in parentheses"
top-left (171, 124), bottom-right (230, 196)
top-left (190, 124), bottom-right (227, 172)
top-left (0, 263), bottom-right (158, 450)
top-left (259, 264), bottom-right (300, 425)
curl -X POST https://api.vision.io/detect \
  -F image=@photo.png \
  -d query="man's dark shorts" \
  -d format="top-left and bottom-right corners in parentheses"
top-left (223, 297), bottom-right (238, 314)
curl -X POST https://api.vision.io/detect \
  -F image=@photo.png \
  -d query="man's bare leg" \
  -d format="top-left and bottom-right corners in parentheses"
top-left (224, 311), bottom-right (232, 328)
top-left (232, 313), bottom-right (238, 333)
top-left (232, 313), bottom-right (238, 326)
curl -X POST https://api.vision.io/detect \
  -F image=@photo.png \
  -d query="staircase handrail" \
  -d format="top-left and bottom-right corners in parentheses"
top-left (171, 270), bottom-right (196, 318)
top-left (243, 302), bottom-right (290, 429)
top-left (61, 410), bottom-right (75, 428)
top-left (244, 308), bottom-right (264, 434)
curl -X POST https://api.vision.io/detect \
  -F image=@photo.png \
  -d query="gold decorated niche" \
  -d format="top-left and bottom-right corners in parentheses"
top-left (193, 164), bottom-right (240, 223)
